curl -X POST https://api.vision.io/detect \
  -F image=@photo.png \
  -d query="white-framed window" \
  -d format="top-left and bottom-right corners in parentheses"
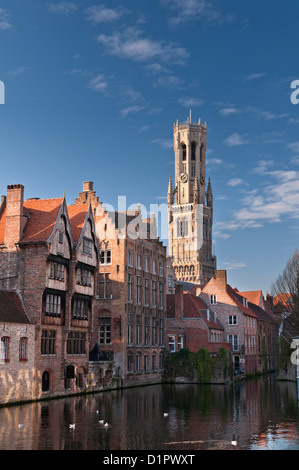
top-left (178, 335), bottom-right (184, 350)
top-left (210, 294), bottom-right (217, 305)
top-left (145, 257), bottom-right (149, 272)
top-left (99, 317), bottom-right (111, 344)
top-left (168, 335), bottom-right (175, 353)
top-left (0, 336), bottom-right (10, 361)
top-left (128, 250), bottom-right (133, 267)
top-left (228, 315), bottom-right (237, 325)
top-left (228, 334), bottom-right (239, 351)
top-left (152, 259), bottom-right (156, 274)
top-left (136, 253), bottom-right (141, 270)
top-left (243, 298), bottom-right (248, 308)
top-left (100, 249), bottom-right (111, 265)
top-left (159, 262), bottom-right (164, 277)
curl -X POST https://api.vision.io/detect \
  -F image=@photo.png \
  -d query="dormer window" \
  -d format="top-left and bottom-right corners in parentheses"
top-left (243, 298), bottom-right (248, 308)
top-left (210, 294), bottom-right (217, 305)
top-left (58, 231), bottom-right (64, 244)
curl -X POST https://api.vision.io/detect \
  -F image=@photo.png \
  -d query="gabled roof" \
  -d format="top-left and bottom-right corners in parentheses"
top-left (167, 292), bottom-right (223, 330)
top-left (0, 290), bottom-right (31, 323)
top-left (20, 198), bottom-right (63, 244)
top-left (238, 290), bottom-right (263, 306)
top-left (226, 285), bottom-right (258, 318)
top-left (67, 203), bottom-right (90, 243)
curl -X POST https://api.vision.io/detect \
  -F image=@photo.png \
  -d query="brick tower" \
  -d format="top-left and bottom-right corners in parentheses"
top-left (167, 116), bottom-right (216, 283)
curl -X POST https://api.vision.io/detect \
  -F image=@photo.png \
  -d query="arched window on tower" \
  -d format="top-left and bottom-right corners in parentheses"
top-left (200, 143), bottom-right (204, 162)
top-left (181, 143), bottom-right (186, 161)
top-left (183, 217), bottom-right (188, 237)
top-left (191, 142), bottom-right (196, 161)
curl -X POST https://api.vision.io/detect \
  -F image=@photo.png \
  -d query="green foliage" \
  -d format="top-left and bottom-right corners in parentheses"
top-left (163, 347), bottom-right (232, 384)
top-left (197, 348), bottom-right (214, 383)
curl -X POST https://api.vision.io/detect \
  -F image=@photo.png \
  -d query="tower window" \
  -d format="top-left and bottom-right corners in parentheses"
top-left (191, 142), bottom-right (196, 161)
top-left (181, 143), bottom-right (186, 161)
top-left (200, 144), bottom-right (204, 162)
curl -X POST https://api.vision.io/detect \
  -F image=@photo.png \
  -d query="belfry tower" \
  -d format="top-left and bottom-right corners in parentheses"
top-left (167, 116), bottom-right (216, 284)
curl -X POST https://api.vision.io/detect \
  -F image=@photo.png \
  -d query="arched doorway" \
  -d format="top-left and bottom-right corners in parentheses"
top-left (42, 371), bottom-right (50, 392)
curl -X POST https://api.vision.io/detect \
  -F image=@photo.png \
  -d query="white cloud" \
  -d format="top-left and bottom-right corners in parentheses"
top-left (178, 97), bottom-right (204, 108)
top-left (288, 142), bottom-right (299, 153)
top-left (46, 2), bottom-right (77, 15)
top-left (151, 138), bottom-right (173, 150)
top-left (87, 74), bottom-right (107, 92)
top-left (216, 168), bottom-right (299, 237)
top-left (161, 0), bottom-right (234, 26)
top-left (219, 107), bottom-right (240, 117)
top-left (7, 66), bottom-right (29, 76)
top-left (224, 133), bottom-right (249, 147)
top-left (0, 9), bottom-right (13, 30)
top-left (120, 105), bottom-right (144, 119)
top-left (85, 5), bottom-right (128, 23)
top-left (221, 260), bottom-right (246, 270)
top-left (97, 27), bottom-right (188, 64)
top-left (243, 73), bottom-right (266, 81)
top-left (227, 178), bottom-right (243, 187)
top-left (155, 75), bottom-right (183, 88)
top-left (206, 158), bottom-right (224, 167)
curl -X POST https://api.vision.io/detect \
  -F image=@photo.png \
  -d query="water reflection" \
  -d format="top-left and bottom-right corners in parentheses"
top-left (0, 374), bottom-right (298, 450)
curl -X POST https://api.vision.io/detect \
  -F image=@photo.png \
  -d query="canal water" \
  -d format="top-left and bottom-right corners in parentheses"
top-left (0, 373), bottom-right (299, 451)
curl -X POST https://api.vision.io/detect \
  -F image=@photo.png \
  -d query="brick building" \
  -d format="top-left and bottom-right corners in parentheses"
top-left (0, 290), bottom-right (35, 404)
top-left (166, 284), bottom-right (229, 354)
top-left (74, 182), bottom-right (168, 387)
top-left (200, 270), bottom-right (279, 373)
top-left (0, 184), bottom-right (99, 399)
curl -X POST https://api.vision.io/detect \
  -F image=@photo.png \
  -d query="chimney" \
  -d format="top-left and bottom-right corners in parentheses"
top-left (175, 284), bottom-right (184, 318)
top-left (216, 269), bottom-right (227, 285)
top-left (83, 181), bottom-right (94, 192)
top-left (4, 184), bottom-right (25, 247)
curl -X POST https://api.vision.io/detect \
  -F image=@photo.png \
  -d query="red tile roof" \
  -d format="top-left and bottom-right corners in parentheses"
top-left (238, 290), bottom-right (263, 306)
top-left (226, 284), bottom-right (258, 318)
top-left (20, 198), bottom-right (63, 244)
top-left (0, 290), bottom-right (31, 323)
top-left (167, 292), bottom-right (223, 330)
top-left (67, 203), bottom-right (89, 243)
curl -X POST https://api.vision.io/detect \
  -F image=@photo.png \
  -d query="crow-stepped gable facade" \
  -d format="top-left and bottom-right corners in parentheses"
top-left (167, 117), bottom-right (216, 283)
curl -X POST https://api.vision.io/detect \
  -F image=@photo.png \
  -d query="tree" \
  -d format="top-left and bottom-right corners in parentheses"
top-left (271, 249), bottom-right (299, 331)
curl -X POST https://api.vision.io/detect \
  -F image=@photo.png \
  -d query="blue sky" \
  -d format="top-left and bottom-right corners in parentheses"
top-left (0, 0), bottom-right (299, 295)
